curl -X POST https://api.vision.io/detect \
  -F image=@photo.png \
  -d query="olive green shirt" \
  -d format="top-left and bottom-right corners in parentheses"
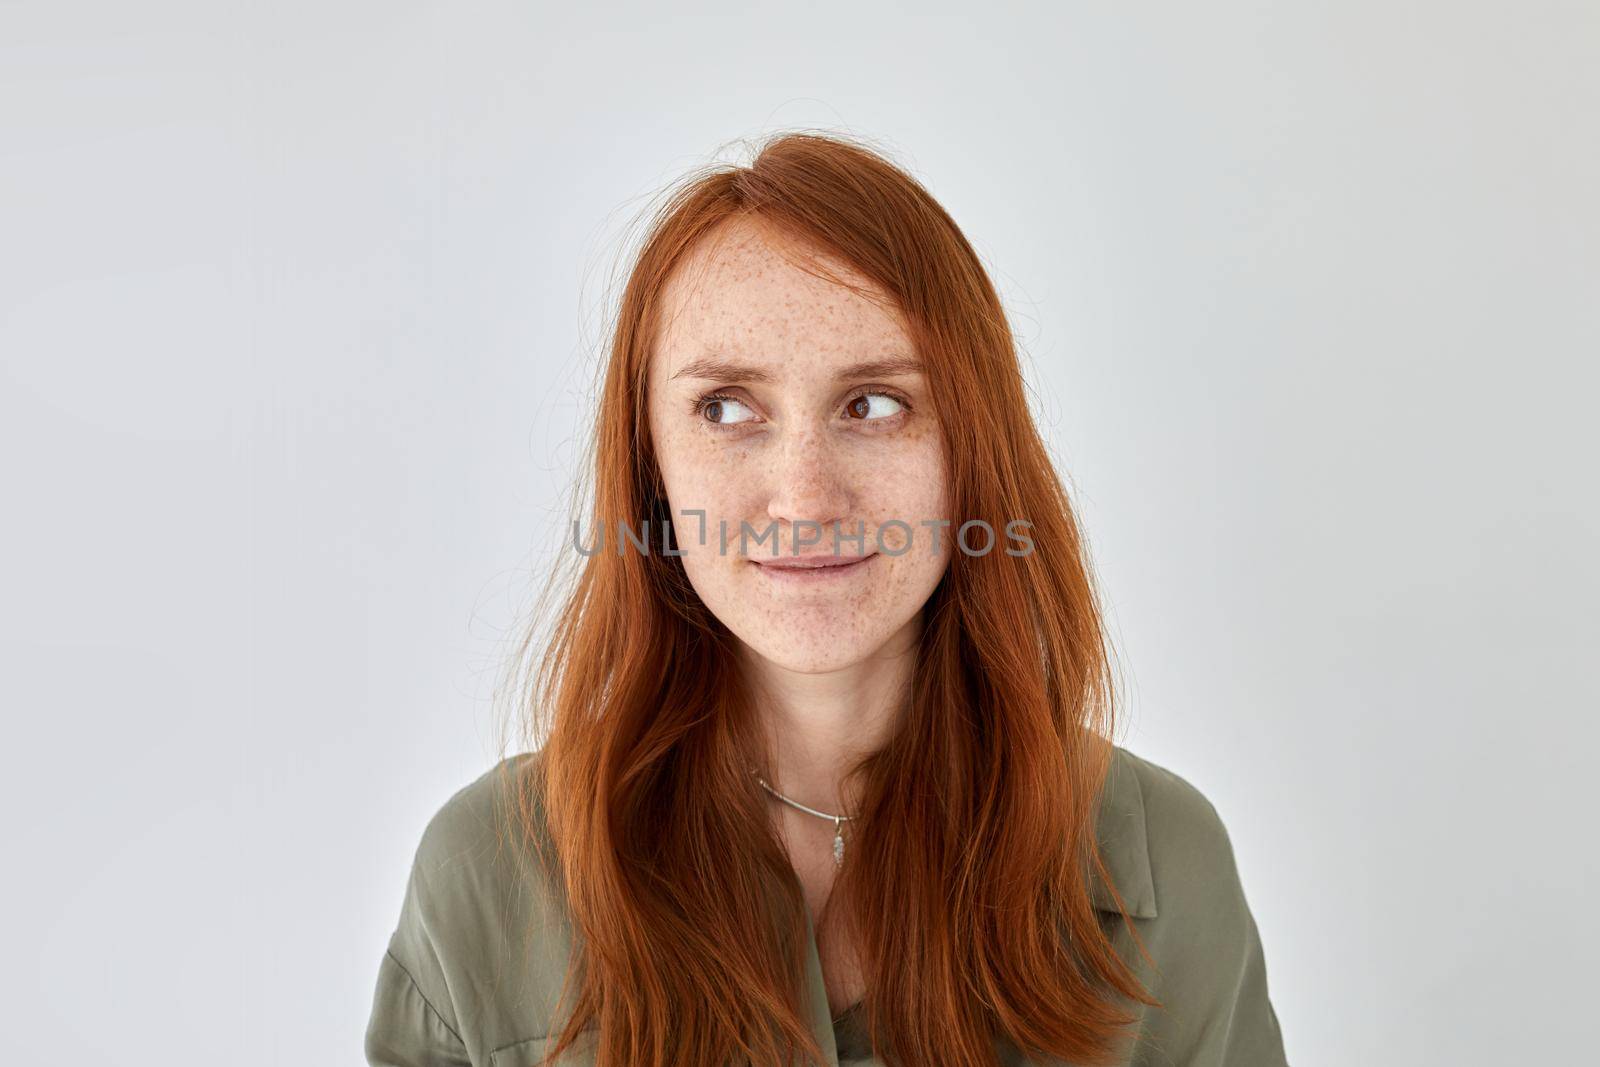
top-left (364, 746), bottom-right (1288, 1066)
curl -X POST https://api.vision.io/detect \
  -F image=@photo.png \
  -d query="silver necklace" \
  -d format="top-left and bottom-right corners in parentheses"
top-left (752, 771), bottom-right (855, 867)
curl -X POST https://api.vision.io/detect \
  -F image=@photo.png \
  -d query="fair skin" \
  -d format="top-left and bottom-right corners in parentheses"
top-left (646, 214), bottom-right (952, 1014)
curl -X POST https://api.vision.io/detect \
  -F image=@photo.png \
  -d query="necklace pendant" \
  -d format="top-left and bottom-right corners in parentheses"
top-left (833, 831), bottom-right (845, 867)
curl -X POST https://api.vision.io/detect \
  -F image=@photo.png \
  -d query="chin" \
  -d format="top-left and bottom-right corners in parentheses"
top-left (743, 627), bottom-right (890, 675)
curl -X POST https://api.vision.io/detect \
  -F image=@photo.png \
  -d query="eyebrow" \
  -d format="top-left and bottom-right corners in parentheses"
top-left (668, 354), bottom-right (925, 384)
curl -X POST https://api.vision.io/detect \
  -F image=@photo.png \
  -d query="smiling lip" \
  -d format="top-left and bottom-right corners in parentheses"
top-left (750, 553), bottom-right (877, 579)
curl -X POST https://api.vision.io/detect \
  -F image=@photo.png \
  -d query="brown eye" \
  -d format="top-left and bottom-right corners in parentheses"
top-left (696, 393), bottom-right (756, 425)
top-left (845, 392), bottom-right (905, 421)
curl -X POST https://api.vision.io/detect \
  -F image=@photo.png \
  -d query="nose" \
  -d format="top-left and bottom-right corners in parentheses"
top-left (764, 426), bottom-right (852, 546)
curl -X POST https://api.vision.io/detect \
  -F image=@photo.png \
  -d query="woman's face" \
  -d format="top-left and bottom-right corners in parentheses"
top-left (647, 215), bottom-right (951, 675)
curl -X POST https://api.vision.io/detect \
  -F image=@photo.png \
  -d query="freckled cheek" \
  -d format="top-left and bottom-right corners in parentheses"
top-left (660, 448), bottom-right (767, 558)
top-left (693, 460), bottom-right (764, 516)
top-left (658, 432), bottom-right (731, 500)
top-left (864, 464), bottom-right (948, 566)
top-left (869, 446), bottom-right (949, 516)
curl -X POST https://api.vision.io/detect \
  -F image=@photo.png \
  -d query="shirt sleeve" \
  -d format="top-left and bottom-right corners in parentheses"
top-left (364, 811), bottom-right (476, 1067)
top-left (365, 949), bottom-right (472, 1067)
top-left (1130, 758), bottom-right (1290, 1067)
top-left (1172, 859), bottom-right (1287, 1067)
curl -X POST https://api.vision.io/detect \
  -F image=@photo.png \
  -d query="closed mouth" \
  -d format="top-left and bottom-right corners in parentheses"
top-left (750, 553), bottom-right (877, 572)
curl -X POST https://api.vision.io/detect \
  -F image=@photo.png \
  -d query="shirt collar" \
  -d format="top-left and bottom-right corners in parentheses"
top-left (1089, 746), bottom-right (1158, 919)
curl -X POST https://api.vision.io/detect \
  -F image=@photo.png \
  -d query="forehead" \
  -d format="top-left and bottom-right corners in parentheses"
top-left (652, 216), bottom-right (914, 378)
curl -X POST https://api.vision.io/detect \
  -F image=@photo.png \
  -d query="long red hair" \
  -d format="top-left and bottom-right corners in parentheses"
top-left (497, 130), bottom-right (1158, 1067)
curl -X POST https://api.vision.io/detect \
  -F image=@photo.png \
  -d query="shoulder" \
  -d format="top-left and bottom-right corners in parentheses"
top-left (1102, 744), bottom-right (1249, 923)
top-left (1120, 746), bottom-right (1239, 892)
top-left (391, 749), bottom-right (548, 955)
top-left (409, 750), bottom-right (544, 886)
top-left (378, 750), bottom-right (572, 1059)
top-left (402, 748), bottom-right (565, 959)
top-left (1099, 747), bottom-right (1290, 1064)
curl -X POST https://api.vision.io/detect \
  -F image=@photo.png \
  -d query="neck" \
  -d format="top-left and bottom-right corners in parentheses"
top-left (742, 615), bottom-right (920, 815)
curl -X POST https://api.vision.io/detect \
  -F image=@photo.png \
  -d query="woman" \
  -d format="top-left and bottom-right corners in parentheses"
top-left (364, 132), bottom-right (1288, 1067)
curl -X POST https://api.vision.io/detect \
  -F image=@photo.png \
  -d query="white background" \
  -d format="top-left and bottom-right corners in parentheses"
top-left (3, 2), bottom-right (1596, 1063)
